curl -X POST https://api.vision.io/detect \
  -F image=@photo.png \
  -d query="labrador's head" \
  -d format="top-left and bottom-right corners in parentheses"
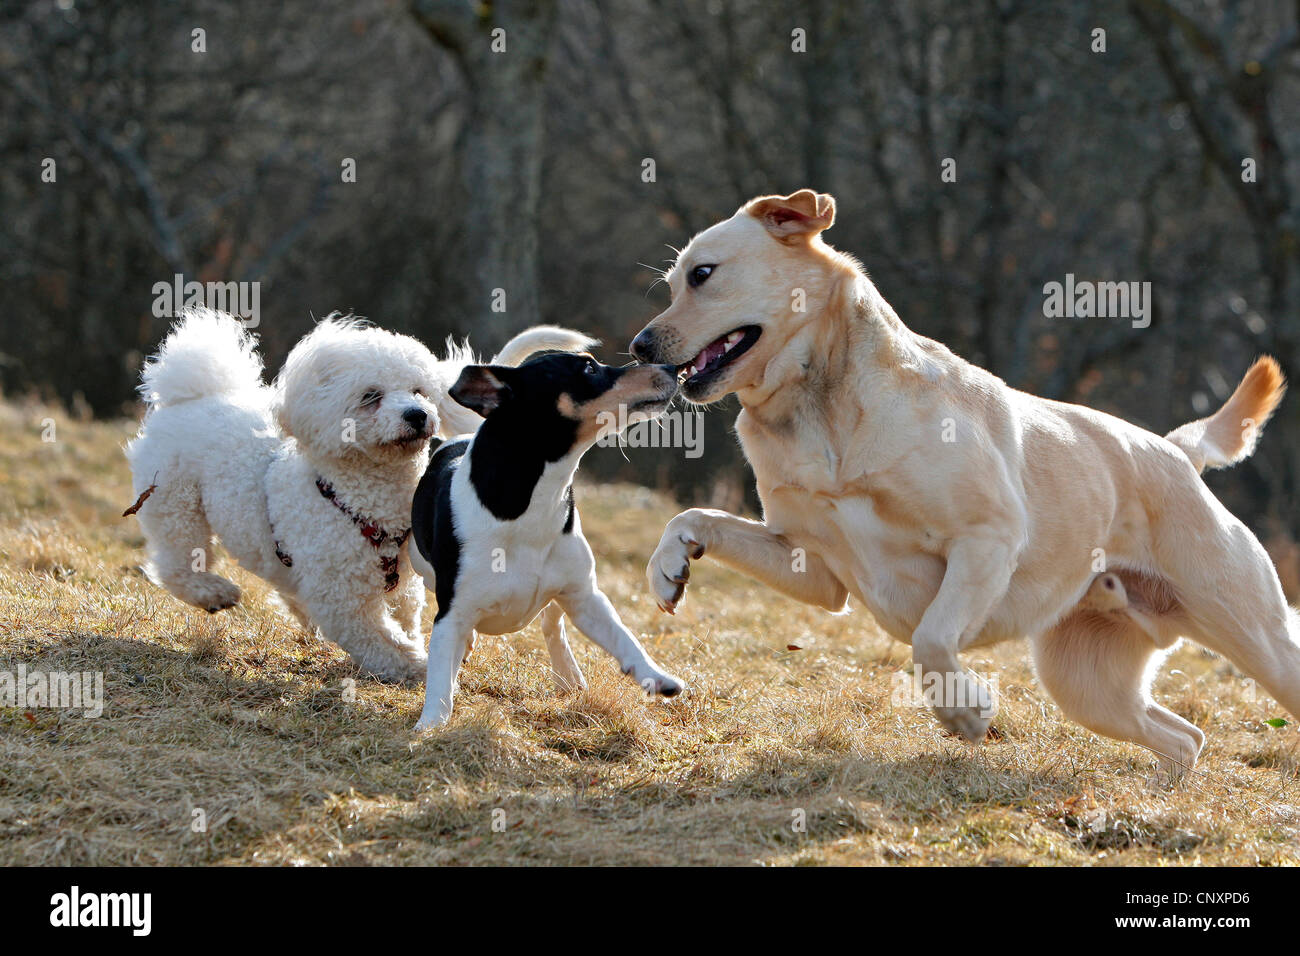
top-left (630, 189), bottom-right (846, 403)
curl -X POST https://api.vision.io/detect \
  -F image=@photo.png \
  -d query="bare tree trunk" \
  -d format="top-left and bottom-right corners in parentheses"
top-left (1130, 0), bottom-right (1300, 531)
top-left (410, 0), bottom-right (558, 338)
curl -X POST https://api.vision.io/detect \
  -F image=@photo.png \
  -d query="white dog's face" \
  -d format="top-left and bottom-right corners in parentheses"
top-left (274, 318), bottom-right (441, 461)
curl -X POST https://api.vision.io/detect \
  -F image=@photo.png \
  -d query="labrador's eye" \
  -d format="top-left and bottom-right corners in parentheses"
top-left (360, 389), bottom-right (382, 407)
top-left (687, 264), bottom-right (715, 288)
top-left (583, 361), bottom-right (597, 376)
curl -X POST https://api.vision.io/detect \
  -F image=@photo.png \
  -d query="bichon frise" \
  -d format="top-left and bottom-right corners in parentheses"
top-left (125, 307), bottom-right (594, 680)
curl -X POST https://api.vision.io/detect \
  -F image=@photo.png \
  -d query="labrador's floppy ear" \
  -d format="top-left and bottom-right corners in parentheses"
top-left (745, 189), bottom-right (836, 243)
top-left (450, 365), bottom-right (512, 417)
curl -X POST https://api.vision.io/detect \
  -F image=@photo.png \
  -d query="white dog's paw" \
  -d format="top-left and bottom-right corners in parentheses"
top-left (647, 517), bottom-right (705, 614)
top-left (356, 641), bottom-right (427, 684)
top-left (187, 574), bottom-right (242, 614)
top-left (401, 645), bottom-right (429, 681)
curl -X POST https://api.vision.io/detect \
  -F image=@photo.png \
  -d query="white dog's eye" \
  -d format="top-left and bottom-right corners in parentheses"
top-left (360, 389), bottom-right (382, 407)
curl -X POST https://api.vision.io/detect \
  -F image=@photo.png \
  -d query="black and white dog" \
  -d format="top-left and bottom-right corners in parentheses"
top-left (409, 351), bottom-right (686, 729)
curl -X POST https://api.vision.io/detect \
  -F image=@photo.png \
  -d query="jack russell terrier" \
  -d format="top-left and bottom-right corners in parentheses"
top-left (409, 350), bottom-right (685, 729)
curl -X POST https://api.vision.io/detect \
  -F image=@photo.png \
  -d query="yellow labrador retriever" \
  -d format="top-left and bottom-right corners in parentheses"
top-left (630, 189), bottom-right (1296, 775)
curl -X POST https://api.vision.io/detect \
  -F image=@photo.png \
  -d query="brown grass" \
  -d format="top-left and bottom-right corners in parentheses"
top-left (1, 398), bottom-right (1298, 865)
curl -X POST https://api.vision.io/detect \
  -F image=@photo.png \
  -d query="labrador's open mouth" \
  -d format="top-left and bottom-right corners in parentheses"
top-left (678, 325), bottom-right (761, 387)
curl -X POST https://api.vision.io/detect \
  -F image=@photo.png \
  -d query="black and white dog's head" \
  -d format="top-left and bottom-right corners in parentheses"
top-left (414, 352), bottom-right (680, 537)
top-left (408, 349), bottom-right (687, 729)
top-left (450, 352), bottom-right (678, 454)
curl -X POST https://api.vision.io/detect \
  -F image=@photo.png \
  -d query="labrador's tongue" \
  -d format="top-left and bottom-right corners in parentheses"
top-left (694, 337), bottom-right (727, 372)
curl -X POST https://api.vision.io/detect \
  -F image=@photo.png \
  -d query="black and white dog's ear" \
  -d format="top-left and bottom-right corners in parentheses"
top-left (450, 365), bottom-right (512, 417)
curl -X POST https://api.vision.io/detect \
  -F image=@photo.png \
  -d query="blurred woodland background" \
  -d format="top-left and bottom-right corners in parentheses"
top-left (1, 0), bottom-right (1298, 555)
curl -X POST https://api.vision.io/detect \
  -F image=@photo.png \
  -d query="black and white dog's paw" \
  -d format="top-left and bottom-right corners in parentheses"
top-left (634, 666), bottom-right (685, 698)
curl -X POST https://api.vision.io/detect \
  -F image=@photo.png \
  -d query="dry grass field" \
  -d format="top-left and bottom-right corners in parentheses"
top-left (1, 398), bottom-right (1298, 866)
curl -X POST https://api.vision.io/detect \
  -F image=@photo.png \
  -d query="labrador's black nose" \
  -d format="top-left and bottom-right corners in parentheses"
top-left (403, 407), bottom-right (428, 430)
top-left (630, 328), bottom-right (659, 363)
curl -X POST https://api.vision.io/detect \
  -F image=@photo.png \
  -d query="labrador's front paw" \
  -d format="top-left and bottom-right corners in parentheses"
top-left (933, 705), bottom-right (993, 743)
top-left (646, 515), bottom-right (706, 614)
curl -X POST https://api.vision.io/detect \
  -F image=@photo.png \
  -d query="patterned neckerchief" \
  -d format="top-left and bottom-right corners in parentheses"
top-left (273, 478), bottom-right (411, 593)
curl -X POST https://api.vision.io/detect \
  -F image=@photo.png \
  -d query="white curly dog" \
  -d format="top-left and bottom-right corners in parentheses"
top-left (125, 307), bottom-right (590, 680)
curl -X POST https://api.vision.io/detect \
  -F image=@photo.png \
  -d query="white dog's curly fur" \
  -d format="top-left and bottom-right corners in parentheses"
top-left (126, 307), bottom-right (595, 680)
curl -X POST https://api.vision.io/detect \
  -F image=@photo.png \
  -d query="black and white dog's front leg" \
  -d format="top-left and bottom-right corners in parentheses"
top-left (417, 611), bottom-right (474, 730)
top-left (558, 585), bottom-right (684, 697)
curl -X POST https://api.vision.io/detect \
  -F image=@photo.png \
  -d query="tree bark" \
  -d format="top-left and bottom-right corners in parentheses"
top-left (410, 0), bottom-right (559, 337)
top-left (1131, 0), bottom-right (1300, 531)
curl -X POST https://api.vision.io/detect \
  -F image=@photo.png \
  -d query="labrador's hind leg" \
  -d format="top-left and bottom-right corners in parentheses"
top-left (1032, 611), bottom-right (1204, 779)
top-left (1176, 582), bottom-right (1300, 722)
top-left (1151, 495), bottom-right (1300, 729)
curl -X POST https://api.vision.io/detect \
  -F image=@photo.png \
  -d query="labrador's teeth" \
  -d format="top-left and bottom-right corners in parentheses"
top-left (726, 330), bottom-right (743, 344)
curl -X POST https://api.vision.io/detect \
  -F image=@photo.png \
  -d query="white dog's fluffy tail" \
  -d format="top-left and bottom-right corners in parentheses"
top-left (1165, 357), bottom-right (1286, 474)
top-left (491, 325), bottom-right (600, 366)
top-left (139, 307), bottom-right (265, 408)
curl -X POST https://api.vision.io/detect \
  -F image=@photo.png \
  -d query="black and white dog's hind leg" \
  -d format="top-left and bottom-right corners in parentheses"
top-left (540, 601), bottom-right (586, 692)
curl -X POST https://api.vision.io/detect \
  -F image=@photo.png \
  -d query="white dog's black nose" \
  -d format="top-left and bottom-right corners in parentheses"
top-left (403, 407), bottom-right (428, 431)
